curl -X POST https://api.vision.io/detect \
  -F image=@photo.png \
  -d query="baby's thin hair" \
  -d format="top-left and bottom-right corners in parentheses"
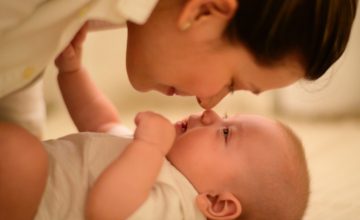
top-left (276, 121), bottom-right (311, 219)
top-left (235, 121), bottom-right (310, 220)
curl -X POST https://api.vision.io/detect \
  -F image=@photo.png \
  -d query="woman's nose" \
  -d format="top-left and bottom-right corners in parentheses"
top-left (200, 110), bottom-right (221, 125)
top-left (197, 89), bottom-right (229, 109)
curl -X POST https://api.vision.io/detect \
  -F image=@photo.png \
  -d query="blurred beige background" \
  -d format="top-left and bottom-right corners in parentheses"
top-left (43, 8), bottom-right (360, 220)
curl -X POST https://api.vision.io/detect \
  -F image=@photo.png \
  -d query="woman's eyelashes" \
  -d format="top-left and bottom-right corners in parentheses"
top-left (228, 80), bottom-right (235, 94)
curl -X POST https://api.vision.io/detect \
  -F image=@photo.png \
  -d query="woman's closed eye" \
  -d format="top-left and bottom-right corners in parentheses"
top-left (228, 80), bottom-right (235, 94)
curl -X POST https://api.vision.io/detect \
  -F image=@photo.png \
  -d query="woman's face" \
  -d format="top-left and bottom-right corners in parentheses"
top-left (126, 3), bottom-right (305, 109)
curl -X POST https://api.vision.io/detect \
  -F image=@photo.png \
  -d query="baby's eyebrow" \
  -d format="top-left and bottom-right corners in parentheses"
top-left (222, 113), bottom-right (228, 119)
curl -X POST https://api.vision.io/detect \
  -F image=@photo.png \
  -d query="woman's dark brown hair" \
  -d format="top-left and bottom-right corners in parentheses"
top-left (225, 0), bottom-right (358, 80)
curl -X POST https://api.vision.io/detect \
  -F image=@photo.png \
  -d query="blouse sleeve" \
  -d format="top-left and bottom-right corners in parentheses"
top-left (0, 0), bottom-right (45, 33)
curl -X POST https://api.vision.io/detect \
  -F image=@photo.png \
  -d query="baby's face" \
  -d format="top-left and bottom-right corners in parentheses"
top-left (167, 110), bottom-right (292, 191)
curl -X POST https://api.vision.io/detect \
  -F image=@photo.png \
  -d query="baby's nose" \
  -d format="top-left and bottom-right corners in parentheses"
top-left (201, 110), bottom-right (221, 125)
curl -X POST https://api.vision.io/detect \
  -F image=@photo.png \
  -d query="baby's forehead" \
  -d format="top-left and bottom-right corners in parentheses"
top-left (229, 113), bottom-right (275, 125)
top-left (228, 114), bottom-right (287, 141)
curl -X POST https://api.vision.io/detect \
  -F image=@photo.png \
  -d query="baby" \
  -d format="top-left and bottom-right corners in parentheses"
top-left (88, 110), bottom-right (311, 220)
top-left (33, 109), bottom-right (309, 220)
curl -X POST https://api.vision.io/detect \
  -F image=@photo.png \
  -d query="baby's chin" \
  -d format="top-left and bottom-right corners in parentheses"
top-left (165, 147), bottom-right (176, 164)
top-left (165, 135), bottom-right (183, 160)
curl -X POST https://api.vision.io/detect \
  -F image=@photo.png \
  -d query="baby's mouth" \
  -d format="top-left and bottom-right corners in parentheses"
top-left (175, 119), bottom-right (188, 135)
top-left (180, 120), bottom-right (188, 133)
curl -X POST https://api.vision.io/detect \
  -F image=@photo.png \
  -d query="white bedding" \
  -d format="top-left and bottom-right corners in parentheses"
top-left (286, 118), bottom-right (360, 220)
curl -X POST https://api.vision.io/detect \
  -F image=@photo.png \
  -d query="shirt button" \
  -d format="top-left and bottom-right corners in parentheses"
top-left (22, 66), bottom-right (35, 79)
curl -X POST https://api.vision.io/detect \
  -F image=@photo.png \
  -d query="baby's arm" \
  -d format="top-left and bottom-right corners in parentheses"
top-left (86, 111), bottom-right (175, 220)
top-left (55, 23), bottom-right (119, 132)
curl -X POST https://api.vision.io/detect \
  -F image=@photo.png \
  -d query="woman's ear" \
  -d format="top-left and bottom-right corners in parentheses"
top-left (177, 0), bottom-right (237, 32)
top-left (196, 191), bottom-right (242, 220)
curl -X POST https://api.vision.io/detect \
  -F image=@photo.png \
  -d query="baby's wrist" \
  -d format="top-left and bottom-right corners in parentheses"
top-left (58, 66), bottom-right (84, 76)
top-left (132, 138), bottom-right (169, 157)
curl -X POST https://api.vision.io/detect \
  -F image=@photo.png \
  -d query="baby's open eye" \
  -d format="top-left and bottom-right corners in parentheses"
top-left (222, 127), bottom-right (230, 142)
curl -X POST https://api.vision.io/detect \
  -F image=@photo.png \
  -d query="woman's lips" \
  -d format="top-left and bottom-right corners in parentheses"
top-left (166, 87), bottom-right (190, 96)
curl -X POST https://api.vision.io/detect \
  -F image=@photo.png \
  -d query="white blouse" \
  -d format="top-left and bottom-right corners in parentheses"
top-left (0, 0), bottom-right (158, 97)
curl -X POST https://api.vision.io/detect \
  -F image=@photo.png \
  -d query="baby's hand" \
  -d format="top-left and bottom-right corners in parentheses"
top-left (55, 23), bottom-right (88, 74)
top-left (134, 111), bottom-right (175, 156)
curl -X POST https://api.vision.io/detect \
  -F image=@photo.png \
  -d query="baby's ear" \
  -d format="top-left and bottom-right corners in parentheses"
top-left (196, 191), bottom-right (241, 220)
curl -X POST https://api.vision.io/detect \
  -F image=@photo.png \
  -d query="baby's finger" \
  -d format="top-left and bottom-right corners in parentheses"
top-left (55, 45), bottom-right (74, 62)
top-left (72, 22), bottom-right (88, 48)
